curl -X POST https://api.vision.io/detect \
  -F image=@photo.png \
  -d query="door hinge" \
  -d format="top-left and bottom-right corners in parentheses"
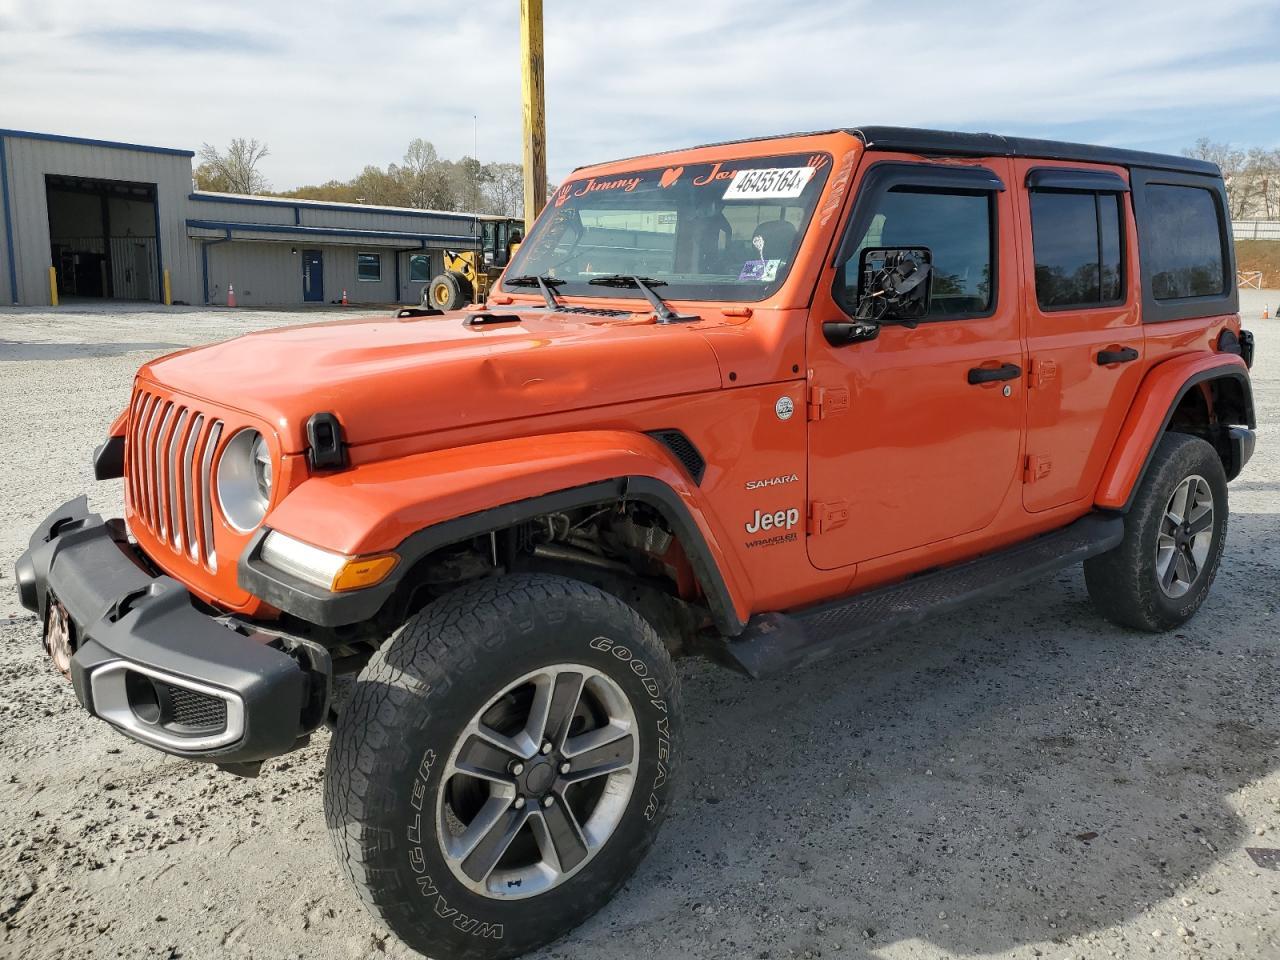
top-left (1024, 454), bottom-right (1052, 483)
top-left (808, 499), bottom-right (850, 535)
top-left (807, 386), bottom-right (849, 421)
top-left (1027, 359), bottom-right (1058, 389)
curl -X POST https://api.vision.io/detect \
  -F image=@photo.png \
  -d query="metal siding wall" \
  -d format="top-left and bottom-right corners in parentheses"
top-left (189, 197), bottom-right (295, 226)
top-left (326, 246), bottom-right (396, 304)
top-left (204, 242), bottom-right (300, 306)
top-left (204, 243), bottom-right (399, 305)
top-left (2, 136), bottom-right (201, 305)
top-left (296, 204), bottom-right (479, 238)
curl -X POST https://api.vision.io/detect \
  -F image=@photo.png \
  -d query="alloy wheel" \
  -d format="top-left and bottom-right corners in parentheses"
top-left (1156, 474), bottom-right (1214, 599)
top-left (436, 664), bottom-right (639, 899)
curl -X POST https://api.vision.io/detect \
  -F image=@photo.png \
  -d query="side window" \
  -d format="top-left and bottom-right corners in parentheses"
top-left (357, 252), bottom-right (382, 282)
top-left (408, 254), bottom-right (432, 283)
top-left (1143, 184), bottom-right (1225, 299)
top-left (1029, 191), bottom-right (1125, 309)
top-left (841, 188), bottom-right (994, 319)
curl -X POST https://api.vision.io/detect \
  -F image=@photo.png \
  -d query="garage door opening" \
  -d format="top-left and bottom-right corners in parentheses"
top-left (46, 175), bottom-right (160, 301)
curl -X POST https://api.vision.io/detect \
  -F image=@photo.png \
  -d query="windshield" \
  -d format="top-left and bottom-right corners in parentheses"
top-left (503, 152), bottom-right (831, 302)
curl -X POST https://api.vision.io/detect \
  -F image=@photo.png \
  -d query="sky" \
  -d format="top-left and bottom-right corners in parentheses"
top-left (2, 0), bottom-right (1279, 190)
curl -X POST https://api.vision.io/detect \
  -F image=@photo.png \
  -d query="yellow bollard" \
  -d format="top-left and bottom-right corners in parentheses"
top-left (163, 269), bottom-right (172, 306)
top-left (48, 266), bottom-right (58, 307)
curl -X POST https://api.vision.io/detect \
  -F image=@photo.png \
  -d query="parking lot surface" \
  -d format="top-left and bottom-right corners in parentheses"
top-left (1, 297), bottom-right (1277, 960)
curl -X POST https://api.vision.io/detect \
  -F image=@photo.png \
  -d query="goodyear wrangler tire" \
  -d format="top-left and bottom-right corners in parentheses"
top-left (324, 574), bottom-right (680, 960)
top-left (1085, 432), bottom-right (1228, 632)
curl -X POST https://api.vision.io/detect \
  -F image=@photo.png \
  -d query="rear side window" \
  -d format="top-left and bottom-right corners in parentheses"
top-left (1143, 184), bottom-right (1225, 300)
top-left (1029, 191), bottom-right (1124, 309)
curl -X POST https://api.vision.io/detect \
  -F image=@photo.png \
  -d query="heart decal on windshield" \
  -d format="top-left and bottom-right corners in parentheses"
top-left (660, 166), bottom-right (684, 188)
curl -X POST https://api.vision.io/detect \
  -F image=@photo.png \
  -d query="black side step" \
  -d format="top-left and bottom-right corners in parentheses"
top-left (722, 513), bottom-right (1124, 679)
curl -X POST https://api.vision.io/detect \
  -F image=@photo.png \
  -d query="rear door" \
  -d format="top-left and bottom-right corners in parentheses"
top-left (806, 157), bottom-right (1026, 570)
top-left (1014, 162), bottom-right (1144, 511)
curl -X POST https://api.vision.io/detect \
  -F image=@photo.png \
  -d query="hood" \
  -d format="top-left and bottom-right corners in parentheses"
top-left (139, 308), bottom-right (726, 452)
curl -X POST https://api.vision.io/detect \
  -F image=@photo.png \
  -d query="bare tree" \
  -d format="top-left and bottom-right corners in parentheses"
top-left (1183, 138), bottom-right (1248, 218)
top-left (197, 138), bottom-right (271, 195)
top-left (394, 139), bottom-right (457, 210)
top-left (1244, 146), bottom-right (1280, 220)
top-left (483, 162), bottom-right (524, 218)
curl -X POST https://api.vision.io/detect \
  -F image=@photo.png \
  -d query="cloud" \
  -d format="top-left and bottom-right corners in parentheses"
top-left (1, 0), bottom-right (1277, 190)
top-left (73, 26), bottom-right (285, 54)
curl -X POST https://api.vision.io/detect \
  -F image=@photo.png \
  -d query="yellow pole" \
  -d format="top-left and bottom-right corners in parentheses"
top-left (47, 266), bottom-right (58, 307)
top-left (520, 0), bottom-right (547, 224)
top-left (163, 269), bottom-right (172, 306)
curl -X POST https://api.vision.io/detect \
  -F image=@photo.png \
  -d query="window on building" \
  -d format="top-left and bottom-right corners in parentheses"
top-left (357, 252), bottom-right (382, 282)
top-left (409, 254), bottom-right (432, 283)
top-left (1142, 184), bottom-right (1226, 300)
top-left (1029, 191), bottom-right (1125, 309)
top-left (843, 188), bottom-right (994, 319)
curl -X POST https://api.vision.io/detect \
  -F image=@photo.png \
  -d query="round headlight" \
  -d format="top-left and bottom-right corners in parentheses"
top-left (217, 429), bottom-right (273, 532)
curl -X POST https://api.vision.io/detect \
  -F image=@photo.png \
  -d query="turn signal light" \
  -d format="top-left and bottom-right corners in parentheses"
top-left (331, 553), bottom-right (399, 592)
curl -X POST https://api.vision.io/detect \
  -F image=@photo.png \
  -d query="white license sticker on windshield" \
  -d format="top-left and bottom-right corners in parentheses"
top-left (723, 167), bottom-right (816, 200)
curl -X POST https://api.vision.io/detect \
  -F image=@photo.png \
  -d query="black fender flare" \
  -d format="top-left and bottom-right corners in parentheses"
top-left (239, 476), bottom-right (746, 636)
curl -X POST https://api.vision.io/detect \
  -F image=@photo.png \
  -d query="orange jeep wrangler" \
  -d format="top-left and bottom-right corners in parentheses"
top-left (16, 127), bottom-right (1256, 959)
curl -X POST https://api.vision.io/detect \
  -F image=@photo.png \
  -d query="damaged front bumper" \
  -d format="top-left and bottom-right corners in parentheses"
top-left (14, 497), bottom-right (330, 765)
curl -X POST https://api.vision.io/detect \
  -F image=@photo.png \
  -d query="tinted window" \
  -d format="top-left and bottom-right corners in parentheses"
top-left (845, 189), bottom-right (993, 318)
top-left (1144, 185), bottom-right (1224, 299)
top-left (1029, 191), bottom-right (1124, 309)
top-left (357, 252), bottom-right (381, 282)
top-left (409, 253), bottom-right (431, 283)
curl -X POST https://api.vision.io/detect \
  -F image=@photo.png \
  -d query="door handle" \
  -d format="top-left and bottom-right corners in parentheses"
top-left (967, 362), bottom-right (1022, 385)
top-left (1097, 346), bottom-right (1139, 365)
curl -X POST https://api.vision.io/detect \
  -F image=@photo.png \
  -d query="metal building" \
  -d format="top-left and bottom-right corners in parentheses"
top-left (0, 128), bottom-right (494, 307)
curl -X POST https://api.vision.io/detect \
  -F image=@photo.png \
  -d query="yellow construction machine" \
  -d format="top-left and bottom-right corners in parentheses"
top-left (424, 216), bottom-right (524, 309)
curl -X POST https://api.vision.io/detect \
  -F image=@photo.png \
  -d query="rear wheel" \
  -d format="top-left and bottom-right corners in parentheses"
top-left (1085, 432), bottom-right (1228, 631)
top-left (428, 271), bottom-right (471, 310)
top-left (324, 574), bottom-right (679, 960)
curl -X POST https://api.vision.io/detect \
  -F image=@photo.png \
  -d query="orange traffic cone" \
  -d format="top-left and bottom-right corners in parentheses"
top-left (1265, 304), bottom-right (1271, 320)
top-left (227, 283), bottom-right (237, 308)
top-left (341, 288), bottom-right (348, 305)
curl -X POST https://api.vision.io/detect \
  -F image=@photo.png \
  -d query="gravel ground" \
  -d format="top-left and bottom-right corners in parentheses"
top-left (0, 295), bottom-right (1277, 960)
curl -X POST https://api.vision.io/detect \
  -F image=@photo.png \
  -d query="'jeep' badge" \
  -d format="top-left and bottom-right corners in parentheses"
top-left (775, 396), bottom-right (794, 421)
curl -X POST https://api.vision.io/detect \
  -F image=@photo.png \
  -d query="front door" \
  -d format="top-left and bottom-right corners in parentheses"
top-left (806, 157), bottom-right (1026, 571)
top-left (302, 250), bottom-right (324, 302)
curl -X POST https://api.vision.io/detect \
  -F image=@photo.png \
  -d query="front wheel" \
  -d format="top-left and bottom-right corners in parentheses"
top-left (1085, 432), bottom-right (1228, 631)
top-left (324, 575), bottom-right (679, 960)
top-left (427, 271), bottom-right (472, 310)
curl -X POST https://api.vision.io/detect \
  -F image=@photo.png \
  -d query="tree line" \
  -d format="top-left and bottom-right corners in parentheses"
top-left (195, 138), bottom-right (540, 219)
top-left (1183, 138), bottom-right (1280, 220)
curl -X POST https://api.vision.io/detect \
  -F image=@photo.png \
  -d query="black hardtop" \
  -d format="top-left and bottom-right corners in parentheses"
top-left (848, 126), bottom-right (1219, 177)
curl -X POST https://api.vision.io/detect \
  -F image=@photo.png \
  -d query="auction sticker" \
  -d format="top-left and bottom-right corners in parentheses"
top-left (723, 167), bottom-right (815, 200)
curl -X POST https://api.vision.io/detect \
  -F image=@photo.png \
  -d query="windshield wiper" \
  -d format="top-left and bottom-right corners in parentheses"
top-left (505, 274), bottom-right (565, 309)
top-left (587, 275), bottom-right (699, 323)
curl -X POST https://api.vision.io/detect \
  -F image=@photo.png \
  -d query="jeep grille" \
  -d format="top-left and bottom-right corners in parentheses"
top-left (126, 388), bottom-right (223, 571)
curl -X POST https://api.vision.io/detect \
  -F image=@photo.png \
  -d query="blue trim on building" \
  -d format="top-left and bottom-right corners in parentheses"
top-left (188, 191), bottom-right (485, 225)
top-left (0, 128), bottom-right (194, 158)
top-left (0, 134), bottom-right (16, 303)
top-left (186, 219), bottom-right (472, 245)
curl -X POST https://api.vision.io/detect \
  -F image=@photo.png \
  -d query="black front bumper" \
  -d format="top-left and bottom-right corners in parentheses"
top-left (14, 497), bottom-right (330, 764)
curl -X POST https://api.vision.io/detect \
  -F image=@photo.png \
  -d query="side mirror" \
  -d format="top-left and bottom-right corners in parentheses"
top-left (853, 246), bottom-right (932, 327)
